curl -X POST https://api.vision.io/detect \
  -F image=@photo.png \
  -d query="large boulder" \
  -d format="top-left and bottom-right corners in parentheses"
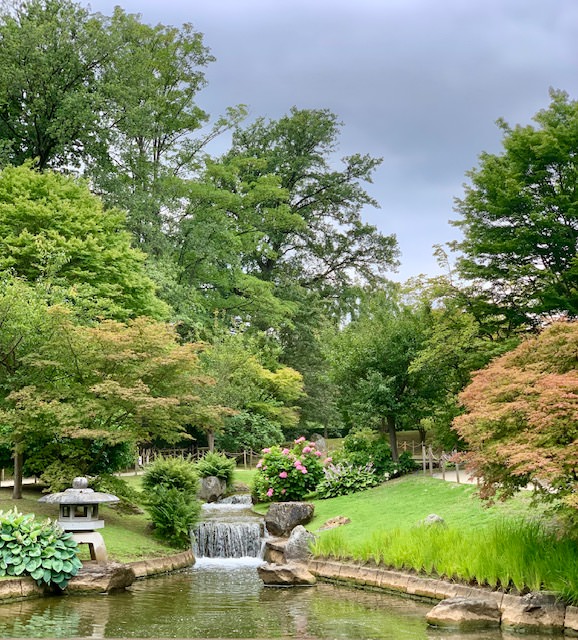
top-left (426, 597), bottom-right (501, 630)
top-left (198, 476), bottom-right (227, 503)
top-left (265, 502), bottom-right (314, 537)
top-left (501, 592), bottom-right (566, 634)
top-left (257, 562), bottom-right (316, 586)
top-left (284, 525), bottom-right (316, 562)
top-left (66, 562), bottom-right (136, 594)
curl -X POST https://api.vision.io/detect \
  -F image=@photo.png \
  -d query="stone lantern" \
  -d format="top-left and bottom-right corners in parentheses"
top-left (39, 477), bottom-right (119, 563)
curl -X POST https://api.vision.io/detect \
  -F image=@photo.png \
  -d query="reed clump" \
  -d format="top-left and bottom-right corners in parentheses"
top-left (312, 518), bottom-right (578, 604)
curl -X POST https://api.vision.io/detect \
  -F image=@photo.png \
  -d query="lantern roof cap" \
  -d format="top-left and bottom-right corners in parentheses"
top-left (38, 477), bottom-right (119, 505)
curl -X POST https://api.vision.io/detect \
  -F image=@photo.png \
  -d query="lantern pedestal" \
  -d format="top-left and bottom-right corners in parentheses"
top-left (71, 531), bottom-right (108, 563)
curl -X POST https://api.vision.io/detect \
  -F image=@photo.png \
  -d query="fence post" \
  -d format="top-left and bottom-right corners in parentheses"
top-left (455, 462), bottom-right (461, 484)
top-left (243, 450), bottom-right (247, 469)
top-left (428, 445), bottom-right (433, 475)
top-left (441, 456), bottom-right (446, 481)
top-left (421, 444), bottom-right (426, 475)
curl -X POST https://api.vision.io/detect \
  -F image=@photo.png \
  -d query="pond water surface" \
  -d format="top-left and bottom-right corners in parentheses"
top-left (0, 559), bottom-right (547, 640)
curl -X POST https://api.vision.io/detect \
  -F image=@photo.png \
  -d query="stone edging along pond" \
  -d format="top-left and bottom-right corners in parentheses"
top-left (307, 558), bottom-right (578, 636)
top-left (0, 550), bottom-right (195, 602)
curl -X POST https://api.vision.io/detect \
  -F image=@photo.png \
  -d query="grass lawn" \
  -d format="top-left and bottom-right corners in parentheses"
top-left (306, 474), bottom-right (539, 543)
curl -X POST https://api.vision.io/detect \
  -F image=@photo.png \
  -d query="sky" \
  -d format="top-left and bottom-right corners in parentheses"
top-left (87, 0), bottom-right (578, 282)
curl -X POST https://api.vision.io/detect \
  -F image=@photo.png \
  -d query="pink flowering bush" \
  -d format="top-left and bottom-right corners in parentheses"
top-left (253, 438), bottom-right (325, 502)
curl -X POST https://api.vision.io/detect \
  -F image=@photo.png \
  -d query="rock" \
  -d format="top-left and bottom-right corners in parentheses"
top-left (284, 525), bottom-right (316, 562)
top-left (317, 516), bottom-right (351, 531)
top-left (257, 562), bottom-right (316, 586)
top-left (426, 597), bottom-right (501, 630)
top-left (66, 562), bottom-right (136, 594)
top-left (311, 434), bottom-right (327, 453)
top-left (263, 538), bottom-right (287, 564)
top-left (265, 502), bottom-right (314, 537)
top-left (422, 513), bottom-right (446, 526)
top-left (501, 592), bottom-right (565, 634)
top-left (198, 476), bottom-right (227, 503)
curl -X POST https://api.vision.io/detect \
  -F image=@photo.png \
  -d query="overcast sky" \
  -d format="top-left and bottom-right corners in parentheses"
top-left (88, 0), bottom-right (578, 282)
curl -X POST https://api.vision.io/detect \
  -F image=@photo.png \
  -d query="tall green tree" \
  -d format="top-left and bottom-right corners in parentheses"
top-left (0, 0), bottom-right (243, 259)
top-left (216, 107), bottom-right (398, 295)
top-left (452, 89), bottom-right (578, 328)
top-left (328, 287), bottom-right (433, 460)
top-left (0, 164), bottom-right (167, 320)
top-left (0, 0), bottom-right (111, 169)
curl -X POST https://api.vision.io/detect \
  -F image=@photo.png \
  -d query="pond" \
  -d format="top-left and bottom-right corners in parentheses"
top-left (0, 559), bottom-right (546, 639)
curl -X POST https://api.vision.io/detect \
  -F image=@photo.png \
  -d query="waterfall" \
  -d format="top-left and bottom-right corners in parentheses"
top-left (192, 495), bottom-right (265, 560)
top-left (193, 521), bottom-right (263, 558)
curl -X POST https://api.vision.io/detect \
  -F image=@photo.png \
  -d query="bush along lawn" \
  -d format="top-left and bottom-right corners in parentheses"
top-left (308, 476), bottom-right (578, 605)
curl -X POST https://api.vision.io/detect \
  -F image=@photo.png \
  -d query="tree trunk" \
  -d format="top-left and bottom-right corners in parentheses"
top-left (207, 430), bottom-right (215, 452)
top-left (12, 447), bottom-right (23, 500)
top-left (384, 415), bottom-right (399, 462)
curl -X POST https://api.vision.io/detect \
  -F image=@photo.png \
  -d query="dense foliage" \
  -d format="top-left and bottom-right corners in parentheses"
top-left (453, 321), bottom-right (578, 523)
top-left (142, 456), bottom-right (200, 548)
top-left (452, 89), bottom-right (578, 329)
top-left (317, 428), bottom-right (417, 498)
top-left (196, 452), bottom-right (236, 488)
top-left (0, 508), bottom-right (82, 588)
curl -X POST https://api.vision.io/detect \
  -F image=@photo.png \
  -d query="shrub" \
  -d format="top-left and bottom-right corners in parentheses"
top-left (398, 450), bottom-right (418, 475)
top-left (142, 456), bottom-right (201, 548)
top-left (145, 487), bottom-right (201, 549)
top-left (90, 474), bottom-right (143, 514)
top-left (339, 428), bottom-right (394, 476)
top-left (0, 509), bottom-right (82, 589)
top-left (38, 460), bottom-right (78, 493)
top-left (141, 456), bottom-right (199, 494)
top-left (316, 462), bottom-right (382, 499)
top-left (196, 452), bottom-right (236, 488)
top-left (215, 412), bottom-right (284, 452)
top-left (253, 437), bottom-right (326, 502)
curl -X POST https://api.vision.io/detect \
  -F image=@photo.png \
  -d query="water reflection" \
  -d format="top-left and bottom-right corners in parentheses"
top-left (0, 564), bottom-right (552, 639)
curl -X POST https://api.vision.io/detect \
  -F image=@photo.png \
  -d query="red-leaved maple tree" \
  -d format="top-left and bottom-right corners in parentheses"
top-left (453, 321), bottom-right (578, 516)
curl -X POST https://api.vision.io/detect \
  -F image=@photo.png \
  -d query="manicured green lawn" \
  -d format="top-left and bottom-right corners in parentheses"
top-left (307, 474), bottom-right (537, 542)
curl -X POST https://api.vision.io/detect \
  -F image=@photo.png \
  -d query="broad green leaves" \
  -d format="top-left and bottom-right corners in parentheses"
top-left (0, 508), bottom-right (81, 588)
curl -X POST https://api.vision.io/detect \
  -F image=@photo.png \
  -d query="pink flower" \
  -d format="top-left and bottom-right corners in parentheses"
top-left (309, 442), bottom-right (316, 447)
top-left (302, 446), bottom-right (312, 454)
top-left (294, 436), bottom-right (306, 444)
top-left (262, 447), bottom-right (271, 453)
top-left (282, 448), bottom-right (290, 455)
top-left (314, 450), bottom-right (322, 457)
top-left (279, 471), bottom-right (288, 478)
top-left (294, 460), bottom-right (302, 468)
top-left (256, 460), bottom-right (263, 468)
top-left (281, 488), bottom-right (286, 494)
top-left (324, 457), bottom-right (332, 464)
top-left (301, 467), bottom-right (308, 474)
top-left (267, 488), bottom-right (274, 497)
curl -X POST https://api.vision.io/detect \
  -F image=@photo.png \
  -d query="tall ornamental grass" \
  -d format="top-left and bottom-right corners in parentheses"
top-left (312, 518), bottom-right (578, 604)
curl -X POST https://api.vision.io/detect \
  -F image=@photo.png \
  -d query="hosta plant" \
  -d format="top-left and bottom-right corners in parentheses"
top-left (0, 508), bottom-right (82, 589)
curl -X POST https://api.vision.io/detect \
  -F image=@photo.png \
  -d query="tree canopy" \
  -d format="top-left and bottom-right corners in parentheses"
top-left (0, 164), bottom-right (167, 320)
top-left (453, 321), bottom-right (578, 520)
top-left (452, 90), bottom-right (578, 329)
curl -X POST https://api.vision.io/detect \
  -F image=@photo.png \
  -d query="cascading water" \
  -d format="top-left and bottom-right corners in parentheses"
top-left (192, 495), bottom-right (266, 561)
